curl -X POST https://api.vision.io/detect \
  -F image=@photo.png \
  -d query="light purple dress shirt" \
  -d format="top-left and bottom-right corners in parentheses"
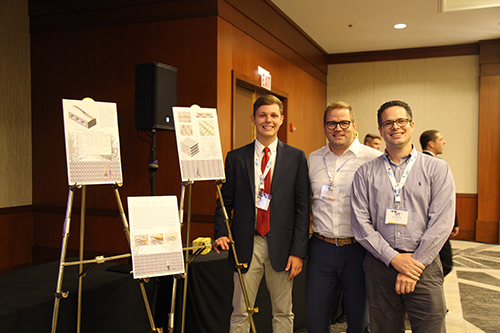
top-left (350, 147), bottom-right (456, 267)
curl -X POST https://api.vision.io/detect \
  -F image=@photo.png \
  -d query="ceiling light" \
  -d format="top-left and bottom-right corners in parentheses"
top-left (394, 23), bottom-right (407, 29)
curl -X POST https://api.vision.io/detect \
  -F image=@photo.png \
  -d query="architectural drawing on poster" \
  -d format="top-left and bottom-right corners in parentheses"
top-left (173, 106), bottom-right (225, 181)
top-left (62, 99), bottom-right (123, 185)
top-left (128, 195), bottom-right (185, 279)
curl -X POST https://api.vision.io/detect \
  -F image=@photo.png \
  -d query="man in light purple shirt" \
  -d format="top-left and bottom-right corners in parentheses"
top-left (350, 100), bottom-right (455, 333)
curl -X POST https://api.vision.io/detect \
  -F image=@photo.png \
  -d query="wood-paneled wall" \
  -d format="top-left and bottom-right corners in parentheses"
top-left (455, 194), bottom-right (478, 241)
top-left (476, 39), bottom-right (500, 243)
top-left (0, 207), bottom-right (33, 273)
top-left (26, 0), bottom-right (327, 267)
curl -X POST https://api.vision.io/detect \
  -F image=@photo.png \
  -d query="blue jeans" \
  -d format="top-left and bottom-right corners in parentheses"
top-left (305, 236), bottom-right (370, 333)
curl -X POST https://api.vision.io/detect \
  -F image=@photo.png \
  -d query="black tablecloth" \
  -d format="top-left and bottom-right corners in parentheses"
top-left (155, 251), bottom-right (307, 333)
top-left (0, 260), bottom-right (159, 332)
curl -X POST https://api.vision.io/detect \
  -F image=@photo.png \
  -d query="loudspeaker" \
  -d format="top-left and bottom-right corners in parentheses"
top-left (135, 62), bottom-right (177, 131)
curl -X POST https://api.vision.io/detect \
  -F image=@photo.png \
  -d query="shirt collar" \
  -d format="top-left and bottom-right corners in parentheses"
top-left (322, 137), bottom-right (360, 158)
top-left (255, 137), bottom-right (278, 154)
top-left (384, 145), bottom-right (418, 165)
top-left (423, 150), bottom-right (436, 157)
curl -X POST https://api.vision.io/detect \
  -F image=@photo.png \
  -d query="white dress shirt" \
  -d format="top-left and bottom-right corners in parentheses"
top-left (254, 138), bottom-right (278, 206)
top-left (308, 138), bottom-right (381, 238)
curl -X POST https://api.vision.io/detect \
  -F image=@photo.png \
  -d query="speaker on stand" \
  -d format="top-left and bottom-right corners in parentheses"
top-left (135, 62), bottom-right (178, 196)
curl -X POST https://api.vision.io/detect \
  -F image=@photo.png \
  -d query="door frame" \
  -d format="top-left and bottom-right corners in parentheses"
top-left (231, 70), bottom-right (289, 149)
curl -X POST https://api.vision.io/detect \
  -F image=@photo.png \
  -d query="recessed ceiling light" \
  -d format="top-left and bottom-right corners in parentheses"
top-left (394, 23), bottom-right (407, 29)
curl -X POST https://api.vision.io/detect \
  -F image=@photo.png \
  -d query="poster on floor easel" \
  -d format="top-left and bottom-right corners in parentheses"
top-left (62, 98), bottom-right (123, 185)
top-left (128, 195), bottom-right (185, 279)
top-left (172, 106), bottom-right (225, 181)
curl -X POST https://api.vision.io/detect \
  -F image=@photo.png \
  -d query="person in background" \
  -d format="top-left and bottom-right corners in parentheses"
top-left (363, 133), bottom-right (382, 151)
top-left (420, 129), bottom-right (459, 277)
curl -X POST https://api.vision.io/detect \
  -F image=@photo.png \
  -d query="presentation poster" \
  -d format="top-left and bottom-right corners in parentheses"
top-left (62, 99), bottom-right (123, 185)
top-left (172, 106), bottom-right (225, 181)
top-left (128, 195), bottom-right (184, 279)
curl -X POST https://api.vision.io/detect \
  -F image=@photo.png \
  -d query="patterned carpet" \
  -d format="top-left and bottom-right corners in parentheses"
top-left (451, 240), bottom-right (500, 333)
top-left (317, 240), bottom-right (500, 333)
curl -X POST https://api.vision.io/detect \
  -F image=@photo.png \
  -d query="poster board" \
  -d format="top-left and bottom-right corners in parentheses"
top-left (128, 195), bottom-right (185, 279)
top-left (172, 106), bottom-right (225, 181)
top-left (62, 98), bottom-right (123, 185)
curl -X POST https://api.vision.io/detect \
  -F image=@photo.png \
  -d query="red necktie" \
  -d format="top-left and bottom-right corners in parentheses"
top-left (256, 147), bottom-right (271, 236)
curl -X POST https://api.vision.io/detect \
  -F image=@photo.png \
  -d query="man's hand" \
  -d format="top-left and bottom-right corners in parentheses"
top-left (395, 273), bottom-right (418, 295)
top-left (285, 255), bottom-right (303, 280)
top-left (214, 236), bottom-right (231, 254)
top-left (390, 253), bottom-right (425, 280)
top-left (450, 227), bottom-right (459, 238)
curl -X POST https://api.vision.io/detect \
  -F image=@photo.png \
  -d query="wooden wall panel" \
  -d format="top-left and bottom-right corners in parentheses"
top-left (476, 39), bottom-right (500, 243)
top-left (0, 209), bottom-right (33, 272)
top-left (217, 17), bottom-right (327, 157)
top-left (220, 0), bottom-right (327, 83)
top-left (28, 0), bottom-right (328, 269)
top-left (328, 43), bottom-right (479, 64)
top-left (455, 194), bottom-right (477, 241)
top-left (31, 16), bottom-right (219, 256)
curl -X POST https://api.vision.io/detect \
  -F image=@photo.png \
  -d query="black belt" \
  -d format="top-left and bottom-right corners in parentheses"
top-left (313, 232), bottom-right (357, 246)
top-left (394, 249), bottom-right (414, 254)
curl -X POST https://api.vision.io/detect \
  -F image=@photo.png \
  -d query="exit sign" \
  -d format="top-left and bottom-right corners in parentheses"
top-left (258, 66), bottom-right (271, 91)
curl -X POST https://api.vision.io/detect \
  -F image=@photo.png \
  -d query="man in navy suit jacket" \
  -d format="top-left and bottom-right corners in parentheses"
top-left (214, 95), bottom-right (310, 332)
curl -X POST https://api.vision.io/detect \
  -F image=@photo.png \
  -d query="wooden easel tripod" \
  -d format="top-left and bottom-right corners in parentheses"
top-left (51, 183), bottom-right (161, 333)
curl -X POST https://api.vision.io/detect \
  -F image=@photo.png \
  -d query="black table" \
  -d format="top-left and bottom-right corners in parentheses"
top-left (155, 250), bottom-right (307, 333)
top-left (0, 260), bottom-right (159, 332)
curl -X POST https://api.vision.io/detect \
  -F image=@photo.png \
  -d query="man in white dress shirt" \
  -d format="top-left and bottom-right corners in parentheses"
top-left (306, 101), bottom-right (381, 333)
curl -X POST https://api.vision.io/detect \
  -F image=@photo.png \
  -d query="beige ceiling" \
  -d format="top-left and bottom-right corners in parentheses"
top-left (270, 0), bottom-right (500, 54)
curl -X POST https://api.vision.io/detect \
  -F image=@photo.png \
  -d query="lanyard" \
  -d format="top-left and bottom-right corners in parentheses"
top-left (383, 150), bottom-right (417, 203)
top-left (323, 154), bottom-right (350, 187)
top-left (255, 147), bottom-right (276, 190)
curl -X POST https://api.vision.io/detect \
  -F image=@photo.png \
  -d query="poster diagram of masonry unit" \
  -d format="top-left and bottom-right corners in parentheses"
top-left (128, 195), bottom-right (184, 279)
top-left (62, 99), bottom-right (123, 185)
top-left (173, 106), bottom-right (225, 181)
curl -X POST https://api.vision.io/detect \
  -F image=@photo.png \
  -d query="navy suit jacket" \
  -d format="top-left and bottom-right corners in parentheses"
top-left (214, 140), bottom-right (310, 273)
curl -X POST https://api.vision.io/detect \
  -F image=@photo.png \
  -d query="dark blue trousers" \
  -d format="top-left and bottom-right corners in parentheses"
top-left (305, 236), bottom-right (370, 333)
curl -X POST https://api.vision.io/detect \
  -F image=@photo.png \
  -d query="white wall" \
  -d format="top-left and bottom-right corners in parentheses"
top-left (0, 0), bottom-right (32, 208)
top-left (327, 55), bottom-right (479, 194)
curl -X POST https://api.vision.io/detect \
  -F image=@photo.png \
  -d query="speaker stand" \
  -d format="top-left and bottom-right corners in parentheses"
top-left (149, 129), bottom-right (159, 196)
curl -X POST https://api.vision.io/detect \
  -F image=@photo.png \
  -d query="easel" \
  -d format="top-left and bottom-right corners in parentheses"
top-left (166, 179), bottom-right (258, 333)
top-left (50, 183), bottom-right (161, 333)
top-left (214, 179), bottom-right (258, 333)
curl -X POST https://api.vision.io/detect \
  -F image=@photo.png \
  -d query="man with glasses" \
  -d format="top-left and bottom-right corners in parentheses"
top-left (350, 100), bottom-right (455, 332)
top-left (306, 101), bottom-right (381, 333)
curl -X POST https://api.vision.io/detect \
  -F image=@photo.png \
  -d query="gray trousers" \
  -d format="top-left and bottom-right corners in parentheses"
top-left (364, 252), bottom-right (446, 333)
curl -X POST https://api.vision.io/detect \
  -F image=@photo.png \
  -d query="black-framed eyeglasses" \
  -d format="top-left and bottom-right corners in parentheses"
top-left (325, 120), bottom-right (352, 130)
top-left (380, 118), bottom-right (410, 130)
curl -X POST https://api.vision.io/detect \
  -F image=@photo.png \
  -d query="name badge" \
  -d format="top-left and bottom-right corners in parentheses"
top-left (320, 185), bottom-right (340, 201)
top-left (256, 190), bottom-right (272, 211)
top-left (385, 208), bottom-right (409, 225)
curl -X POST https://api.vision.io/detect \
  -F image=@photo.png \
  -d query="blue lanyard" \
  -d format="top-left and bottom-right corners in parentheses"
top-left (323, 154), bottom-right (350, 187)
